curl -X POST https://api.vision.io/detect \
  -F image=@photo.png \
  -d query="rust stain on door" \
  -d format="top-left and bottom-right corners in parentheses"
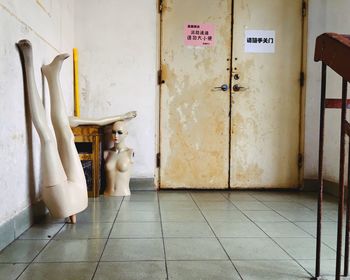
top-left (230, 0), bottom-right (303, 188)
top-left (160, 0), bottom-right (231, 189)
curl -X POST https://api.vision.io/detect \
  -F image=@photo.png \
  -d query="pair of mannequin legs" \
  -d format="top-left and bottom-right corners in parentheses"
top-left (17, 40), bottom-right (136, 223)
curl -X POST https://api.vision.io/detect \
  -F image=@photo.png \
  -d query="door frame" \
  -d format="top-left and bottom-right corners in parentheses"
top-left (155, 0), bottom-right (309, 190)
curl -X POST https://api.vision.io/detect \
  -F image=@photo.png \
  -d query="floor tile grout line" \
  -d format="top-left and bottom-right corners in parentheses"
top-left (15, 221), bottom-right (66, 280)
top-left (250, 196), bottom-right (339, 252)
top-left (90, 196), bottom-right (125, 280)
top-left (3, 258), bottom-right (335, 265)
top-left (253, 195), bottom-right (340, 276)
top-left (224, 195), bottom-right (315, 278)
top-left (157, 191), bottom-right (169, 280)
top-left (188, 192), bottom-right (244, 280)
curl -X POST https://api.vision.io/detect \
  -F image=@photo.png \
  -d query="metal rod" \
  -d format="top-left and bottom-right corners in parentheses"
top-left (335, 78), bottom-right (348, 280)
top-left (344, 81), bottom-right (350, 277)
top-left (315, 63), bottom-right (327, 278)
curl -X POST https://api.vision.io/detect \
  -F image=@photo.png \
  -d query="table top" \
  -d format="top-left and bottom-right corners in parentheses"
top-left (315, 33), bottom-right (350, 82)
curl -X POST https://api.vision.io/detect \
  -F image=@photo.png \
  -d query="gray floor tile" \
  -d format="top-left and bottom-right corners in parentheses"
top-left (110, 222), bottom-right (162, 238)
top-left (2, 190), bottom-right (341, 280)
top-left (36, 214), bottom-right (66, 224)
top-left (233, 201), bottom-right (270, 211)
top-left (160, 200), bottom-right (198, 211)
top-left (161, 210), bottom-right (205, 222)
top-left (256, 222), bottom-right (312, 237)
top-left (89, 196), bottom-right (123, 203)
top-left (55, 223), bottom-right (113, 239)
top-left (322, 201), bottom-right (338, 211)
top-left (168, 260), bottom-right (240, 280)
top-left (19, 223), bottom-right (63, 240)
top-left (120, 201), bottom-right (159, 211)
top-left (117, 210), bottom-right (160, 222)
top-left (162, 222), bottom-right (214, 237)
top-left (196, 201), bottom-right (237, 210)
top-left (298, 259), bottom-right (337, 277)
top-left (321, 234), bottom-right (345, 251)
top-left (225, 192), bottom-right (258, 202)
top-left (0, 240), bottom-right (48, 263)
top-left (18, 262), bottom-right (97, 280)
top-left (243, 211), bottom-right (288, 222)
top-left (77, 207), bottom-right (117, 223)
top-left (210, 222), bottom-right (267, 238)
top-left (275, 209), bottom-right (323, 222)
top-left (159, 192), bottom-right (192, 201)
top-left (124, 191), bottom-right (158, 202)
top-left (0, 264), bottom-right (27, 280)
top-left (202, 210), bottom-right (249, 223)
top-left (101, 239), bottom-right (164, 261)
top-left (234, 260), bottom-right (310, 279)
top-left (34, 239), bottom-right (106, 262)
top-left (164, 238), bottom-right (227, 260)
top-left (191, 192), bottom-right (227, 201)
top-left (294, 222), bottom-right (337, 237)
top-left (251, 192), bottom-right (296, 202)
top-left (88, 199), bottom-right (122, 209)
top-left (263, 201), bottom-right (307, 211)
top-left (220, 237), bottom-right (291, 260)
top-left (273, 237), bottom-right (336, 260)
top-left (324, 210), bottom-right (339, 221)
top-left (94, 261), bottom-right (167, 280)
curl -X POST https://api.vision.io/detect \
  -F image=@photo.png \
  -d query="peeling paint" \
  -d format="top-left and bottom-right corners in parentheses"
top-left (160, 0), bottom-right (231, 189)
top-left (230, 0), bottom-right (302, 189)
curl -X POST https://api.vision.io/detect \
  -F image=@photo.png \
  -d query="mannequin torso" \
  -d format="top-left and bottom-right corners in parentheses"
top-left (104, 121), bottom-right (134, 196)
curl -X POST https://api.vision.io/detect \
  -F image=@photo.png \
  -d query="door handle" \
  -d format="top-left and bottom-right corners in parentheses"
top-left (213, 84), bottom-right (229, 92)
top-left (232, 84), bottom-right (249, 92)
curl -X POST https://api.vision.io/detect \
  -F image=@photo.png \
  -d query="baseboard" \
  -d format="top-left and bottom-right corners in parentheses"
top-left (303, 179), bottom-right (339, 197)
top-left (0, 201), bottom-right (47, 251)
top-left (130, 178), bottom-right (155, 191)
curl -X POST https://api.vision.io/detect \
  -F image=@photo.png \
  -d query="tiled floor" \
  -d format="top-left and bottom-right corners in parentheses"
top-left (0, 190), bottom-right (343, 279)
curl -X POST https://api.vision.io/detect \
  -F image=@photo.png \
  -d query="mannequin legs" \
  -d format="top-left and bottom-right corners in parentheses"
top-left (18, 40), bottom-right (87, 221)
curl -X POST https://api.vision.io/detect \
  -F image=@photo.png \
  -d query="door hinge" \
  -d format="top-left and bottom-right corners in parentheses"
top-left (158, 0), bottom-right (163, 13)
top-left (298, 153), bottom-right (304, 169)
top-left (156, 153), bottom-right (161, 168)
top-left (302, 1), bottom-right (307, 17)
top-left (299, 71), bottom-right (305, 87)
top-left (158, 69), bottom-right (165, 85)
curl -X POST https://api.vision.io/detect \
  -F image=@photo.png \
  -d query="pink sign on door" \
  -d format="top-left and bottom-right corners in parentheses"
top-left (184, 23), bottom-right (215, 46)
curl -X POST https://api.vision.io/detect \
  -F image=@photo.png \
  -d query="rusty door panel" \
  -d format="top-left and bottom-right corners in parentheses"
top-left (160, 0), bottom-right (232, 189)
top-left (230, 0), bottom-right (303, 188)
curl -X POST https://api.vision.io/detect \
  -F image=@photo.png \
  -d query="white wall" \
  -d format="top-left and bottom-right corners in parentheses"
top-left (304, 0), bottom-right (350, 182)
top-left (0, 0), bottom-right (74, 225)
top-left (74, 0), bottom-right (157, 179)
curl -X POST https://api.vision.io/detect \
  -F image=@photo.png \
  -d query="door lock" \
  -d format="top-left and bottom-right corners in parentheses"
top-left (213, 84), bottom-right (229, 92)
top-left (233, 74), bottom-right (240, 80)
top-left (232, 84), bottom-right (248, 92)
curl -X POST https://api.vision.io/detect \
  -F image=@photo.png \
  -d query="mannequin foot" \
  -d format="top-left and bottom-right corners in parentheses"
top-left (69, 214), bottom-right (77, 224)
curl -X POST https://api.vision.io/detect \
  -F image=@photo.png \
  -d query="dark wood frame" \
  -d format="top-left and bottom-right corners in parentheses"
top-left (314, 33), bottom-right (350, 280)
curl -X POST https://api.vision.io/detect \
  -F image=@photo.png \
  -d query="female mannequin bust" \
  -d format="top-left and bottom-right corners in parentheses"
top-left (104, 121), bottom-right (134, 196)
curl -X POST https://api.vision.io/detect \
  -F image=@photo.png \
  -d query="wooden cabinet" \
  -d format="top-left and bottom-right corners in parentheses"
top-left (71, 126), bottom-right (103, 197)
